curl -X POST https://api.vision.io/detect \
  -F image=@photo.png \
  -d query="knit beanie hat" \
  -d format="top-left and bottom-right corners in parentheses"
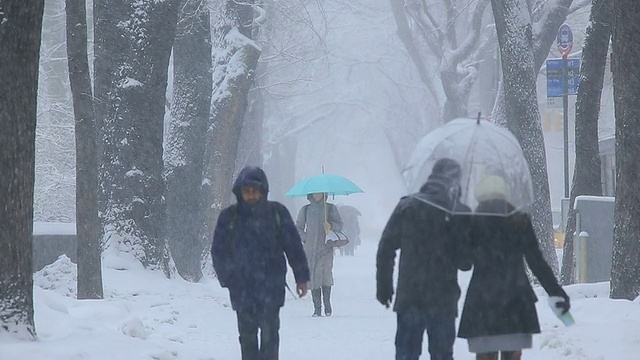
top-left (474, 175), bottom-right (507, 202)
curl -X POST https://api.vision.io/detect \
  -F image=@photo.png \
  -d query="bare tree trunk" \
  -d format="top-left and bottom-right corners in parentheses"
top-left (165, 0), bottom-right (211, 282)
top-left (491, 0), bottom-right (559, 275)
top-left (0, 0), bottom-right (45, 339)
top-left (493, 0), bottom-right (573, 125)
top-left (610, 0), bottom-right (640, 301)
top-left (389, 0), bottom-right (489, 123)
top-left (264, 138), bottom-right (298, 212)
top-left (560, 0), bottom-right (611, 285)
top-left (531, 0), bottom-right (574, 72)
top-left (383, 128), bottom-right (407, 176)
top-left (235, 20), bottom-right (266, 171)
top-left (235, 82), bottom-right (265, 173)
top-left (201, 0), bottom-right (260, 246)
top-left (387, 0), bottom-right (442, 111)
top-left (66, 0), bottom-right (103, 298)
top-left (94, 0), bottom-right (180, 275)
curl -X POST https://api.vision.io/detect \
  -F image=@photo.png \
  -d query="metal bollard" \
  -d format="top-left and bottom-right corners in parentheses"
top-left (574, 231), bottom-right (589, 283)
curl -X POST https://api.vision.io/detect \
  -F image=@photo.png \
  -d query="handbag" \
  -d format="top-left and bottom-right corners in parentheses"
top-left (325, 230), bottom-right (350, 248)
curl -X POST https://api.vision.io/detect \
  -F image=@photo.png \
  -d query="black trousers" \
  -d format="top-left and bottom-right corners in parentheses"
top-left (236, 307), bottom-right (281, 360)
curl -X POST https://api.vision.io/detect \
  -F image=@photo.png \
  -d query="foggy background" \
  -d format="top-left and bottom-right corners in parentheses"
top-left (34, 0), bottom-right (613, 237)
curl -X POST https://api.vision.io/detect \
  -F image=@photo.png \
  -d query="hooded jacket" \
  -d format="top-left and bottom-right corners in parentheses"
top-left (211, 166), bottom-right (310, 312)
top-left (376, 158), bottom-right (471, 315)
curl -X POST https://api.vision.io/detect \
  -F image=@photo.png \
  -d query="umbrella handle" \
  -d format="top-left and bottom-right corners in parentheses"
top-left (324, 199), bottom-right (329, 235)
top-left (322, 166), bottom-right (328, 235)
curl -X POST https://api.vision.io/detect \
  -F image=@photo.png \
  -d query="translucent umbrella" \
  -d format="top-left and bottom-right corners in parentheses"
top-left (402, 117), bottom-right (533, 216)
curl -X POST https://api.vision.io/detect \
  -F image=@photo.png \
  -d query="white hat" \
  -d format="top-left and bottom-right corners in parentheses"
top-left (475, 175), bottom-right (508, 202)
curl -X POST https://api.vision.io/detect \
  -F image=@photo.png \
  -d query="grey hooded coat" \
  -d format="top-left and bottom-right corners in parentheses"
top-left (296, 195), bottom-right (343, 290)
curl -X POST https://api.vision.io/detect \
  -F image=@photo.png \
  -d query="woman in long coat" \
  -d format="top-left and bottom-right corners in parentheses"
top-left (296, 193), bottom-right (343, 317)
top-left (458, 176), bottom-right (570, 360)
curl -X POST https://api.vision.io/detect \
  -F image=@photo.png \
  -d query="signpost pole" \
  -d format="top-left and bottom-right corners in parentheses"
top-left (562, 53), bottom-right (570, 198)
top-left (557, 23), bottom-right (573, 199)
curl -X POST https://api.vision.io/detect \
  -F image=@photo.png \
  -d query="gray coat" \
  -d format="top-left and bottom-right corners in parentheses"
top-left (296, 196), bottom-right (343, 290)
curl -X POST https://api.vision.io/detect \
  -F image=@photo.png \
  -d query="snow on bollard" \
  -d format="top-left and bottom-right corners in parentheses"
top-left (574, 231), bottom-right (590, 283)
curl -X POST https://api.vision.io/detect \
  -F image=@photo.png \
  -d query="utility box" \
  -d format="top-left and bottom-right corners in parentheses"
top-left (573, 196), bottom-right (614, 283)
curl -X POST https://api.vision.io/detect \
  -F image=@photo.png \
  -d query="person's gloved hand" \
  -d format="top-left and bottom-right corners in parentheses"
top-left (548, 291), bottom-right (570, 315)
top-left (377, 284), bottom-right (393, 308)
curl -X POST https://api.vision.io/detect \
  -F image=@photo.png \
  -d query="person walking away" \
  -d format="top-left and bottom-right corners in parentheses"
top-left (211, 166), bottom-right (310, 360)
top-left (337, 204), bottom-right (362, 256)
top-left (376, 158), bottom-right (472, 360)
top-left (457, 175), bottom-right (571, 360)
top-left (296, 192), bottom-right (343, 317)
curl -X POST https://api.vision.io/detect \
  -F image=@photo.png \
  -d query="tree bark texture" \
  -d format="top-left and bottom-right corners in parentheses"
top-left (201, 0), bottom-right (260, 248)
top-left (94, 0), bottom-right (180, 275)
top-left (492, 0), bottom-right (573, 125)
top-left (66, 0), bottom-right (104, 299)
top-left (235, 82), bottom-right (265, 174)
top-left (491, 0), bottom-right (559, 275)
top-left (610, 0), bottom-right (640, 300)
top-left (0, 0), bottom-right (45, 339)
top-left (560, 0), bottom-right (611, 285)
top-left (165, 0), bottom-right (211, 282)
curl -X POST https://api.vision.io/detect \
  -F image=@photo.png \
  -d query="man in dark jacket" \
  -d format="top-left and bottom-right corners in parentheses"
top-left (376, 158), bottom-right (471, 360)
top-left (212, 166), bottom-right (310, 360)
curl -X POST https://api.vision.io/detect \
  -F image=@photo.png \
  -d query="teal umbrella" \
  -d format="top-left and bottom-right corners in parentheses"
top-left (285, 174), bottom-right (364, 197)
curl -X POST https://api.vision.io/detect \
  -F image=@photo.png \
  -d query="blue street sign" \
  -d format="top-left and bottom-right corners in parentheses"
top-left (546, 58), bottom-right (580, 97)
top-left (557, 24), bottom-right (573, 55)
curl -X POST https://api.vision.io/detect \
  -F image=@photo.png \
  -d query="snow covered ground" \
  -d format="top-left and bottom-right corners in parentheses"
top-left (2, 239), bottom-right (640, 360)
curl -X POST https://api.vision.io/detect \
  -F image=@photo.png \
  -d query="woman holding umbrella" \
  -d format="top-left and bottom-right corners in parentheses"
top-left (296, 192), bottom-right (343, 317)
top-left (458, 175), bottom-right (571, 360)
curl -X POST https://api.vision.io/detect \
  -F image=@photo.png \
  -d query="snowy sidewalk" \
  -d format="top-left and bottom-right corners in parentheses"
top-left (2, 240), bottom-right (639, 359)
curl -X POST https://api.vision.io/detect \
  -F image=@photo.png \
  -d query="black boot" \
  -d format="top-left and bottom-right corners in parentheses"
top-left (311, 288), bottom-right (322, 317)
top-left (322, 286), bottom-right (332, 316)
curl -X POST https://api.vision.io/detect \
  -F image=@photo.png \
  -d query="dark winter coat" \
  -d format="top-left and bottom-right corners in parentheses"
top-left (376, 159), bottom-right (471, 316)
top-left (457, 199), bottom-right (567, 339)
top-left (211, 166), bottom-right (310, 313)
top-left (296, 195), bottom-right (343, 290)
